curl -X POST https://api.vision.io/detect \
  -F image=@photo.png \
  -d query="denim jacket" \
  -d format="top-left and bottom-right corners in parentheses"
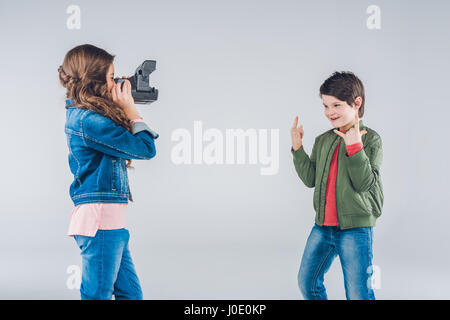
top-left (64, 99), bottom-right (159, 206)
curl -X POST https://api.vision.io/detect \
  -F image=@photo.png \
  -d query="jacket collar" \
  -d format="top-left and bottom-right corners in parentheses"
top-left (329, 119), bottom-right (368, 146)
top-left (336, 119), bottom-right (365, 132)
top-left (66, 99), bottom-right (76, 108)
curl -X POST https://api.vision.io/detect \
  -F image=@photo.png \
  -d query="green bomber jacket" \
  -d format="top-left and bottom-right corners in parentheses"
top-left (291, 119), bottom-right (384, 229)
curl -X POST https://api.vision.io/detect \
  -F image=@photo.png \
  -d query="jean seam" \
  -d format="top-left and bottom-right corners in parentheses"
top-left (310, 245), bottom-right (334, 298)
top-left (124, 233), bottom-right (142, 299)
top-left (80, 110), bottom-right (147, 159)
top-left (124, 267), bottom-right (141, 299)
top-left (73, 198), bottom-right (129, 206)
top-left (119, 160), bottom-right (124, 192)
top-left (67, 133), bottom-right (82, 187)
top-left (114, 234), bottom-right (141, 300)
top-left (72, 192), bottom-right (129, 199)
top-left (83, 134), bottom-right (148, 159)
top-left (99, 231), bottom-right (105, 299)
top-left (367, 227), bottom-right (374, 298)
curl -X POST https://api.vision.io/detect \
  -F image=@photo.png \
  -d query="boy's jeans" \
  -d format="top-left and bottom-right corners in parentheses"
top-left (73, 228), bottom-right (143, 300)
top-left (298, 223), bottom-right (375, 300)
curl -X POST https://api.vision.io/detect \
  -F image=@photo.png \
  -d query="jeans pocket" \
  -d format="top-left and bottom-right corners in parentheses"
top-left (73, 235), bottom-right (83, 250)
top-left (73, 234), bottom-right (95, 251)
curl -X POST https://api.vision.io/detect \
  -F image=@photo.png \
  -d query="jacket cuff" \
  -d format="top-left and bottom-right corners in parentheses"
top-left (130, 118), bottom-right (144, 124)
top-left (346, 142), bottom-right (363, 157)
top-left (291, 145), bottom-right (308, 162)
top-left (345, 146), bottom-right (369, 168)
top-left (131, 121), bottom-right (159, 139)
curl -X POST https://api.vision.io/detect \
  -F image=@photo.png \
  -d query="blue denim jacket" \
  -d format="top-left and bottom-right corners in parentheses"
top-left (64, 99), bottom-right (159, 206)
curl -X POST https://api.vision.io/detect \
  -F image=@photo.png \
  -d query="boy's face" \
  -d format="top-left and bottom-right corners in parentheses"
top-left (322, 94), bottom-right (361, 131)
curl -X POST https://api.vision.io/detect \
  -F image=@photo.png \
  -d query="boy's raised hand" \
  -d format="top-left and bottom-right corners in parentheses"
top-left (333, 113), bottom-right (367, 145)
top-left (291, 116), bottom-right (304, 151)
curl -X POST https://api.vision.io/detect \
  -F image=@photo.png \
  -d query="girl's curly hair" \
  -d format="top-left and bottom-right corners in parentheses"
top-left (58, 44), bottom-right (134, 169)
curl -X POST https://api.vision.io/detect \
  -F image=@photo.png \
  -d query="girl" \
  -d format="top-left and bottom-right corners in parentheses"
top-left (290, 71), bottom-right (383, 300)
top-left (58, 44), bottom-right (159, 300)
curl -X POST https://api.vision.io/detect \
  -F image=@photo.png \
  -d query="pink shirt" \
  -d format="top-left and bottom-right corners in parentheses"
top-left (67, 118), bottom-right (145, 237)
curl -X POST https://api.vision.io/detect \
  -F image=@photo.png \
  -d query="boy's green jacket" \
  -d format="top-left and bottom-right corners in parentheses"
top-left (291, 119), bottom-right (383, 230)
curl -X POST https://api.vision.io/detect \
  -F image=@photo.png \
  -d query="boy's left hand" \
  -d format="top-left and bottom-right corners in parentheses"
top-left (333, 113), bottom-right (367, 145)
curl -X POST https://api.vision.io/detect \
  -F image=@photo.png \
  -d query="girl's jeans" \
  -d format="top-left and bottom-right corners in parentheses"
top-left (298, 223), bottom-right (375, 300)
top-left (73, 228), bottom-right (143, 300)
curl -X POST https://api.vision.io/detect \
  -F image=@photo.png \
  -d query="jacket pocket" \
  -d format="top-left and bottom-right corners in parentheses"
top-left (367, 181), bottom-right (383, 217)
top-left (340, 186), bottom-right (371, 216)
top-left (121, 159), bottom-right (128, 193)
top-left (313, 187), bottom-right (319, 213)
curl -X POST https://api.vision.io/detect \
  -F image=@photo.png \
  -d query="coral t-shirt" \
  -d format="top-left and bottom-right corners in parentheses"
top-left (323, 128), bottom-right (363, 226)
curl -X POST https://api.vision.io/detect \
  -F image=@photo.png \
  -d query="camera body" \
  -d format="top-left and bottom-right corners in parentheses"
top-left (114, 60), bottom-right (158, 104)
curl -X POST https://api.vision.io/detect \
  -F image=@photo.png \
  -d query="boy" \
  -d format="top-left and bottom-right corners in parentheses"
top-left (290, 71), bottom-right (383, 300)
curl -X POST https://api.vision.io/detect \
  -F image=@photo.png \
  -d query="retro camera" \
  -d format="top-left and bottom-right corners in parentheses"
top-left (114, 60), bottom-right (158, 104)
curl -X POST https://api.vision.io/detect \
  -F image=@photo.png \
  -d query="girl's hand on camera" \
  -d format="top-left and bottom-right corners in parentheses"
top-left (111, 78), bottom-right (141, 120)
top-left (291, 116), bottom-right (304, 151)
top-left (111, 78), bottom-right (134, 111)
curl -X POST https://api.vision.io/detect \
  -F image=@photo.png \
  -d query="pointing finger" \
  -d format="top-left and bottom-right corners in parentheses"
top-left (292, 116), bottom-right (298, 129)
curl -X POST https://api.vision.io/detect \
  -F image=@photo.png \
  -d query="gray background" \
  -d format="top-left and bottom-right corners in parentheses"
top-left (0, 0), bottom-right (449, 299)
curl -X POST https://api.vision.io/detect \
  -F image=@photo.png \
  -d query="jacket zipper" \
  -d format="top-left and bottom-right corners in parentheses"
top-left (335, 139), bottom-right (343, 227)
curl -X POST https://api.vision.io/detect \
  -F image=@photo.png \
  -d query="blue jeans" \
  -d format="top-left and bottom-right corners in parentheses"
top-left (297, 223), bottom-right (375, 300)
top-left (73, 228), bottom-right (143, 300)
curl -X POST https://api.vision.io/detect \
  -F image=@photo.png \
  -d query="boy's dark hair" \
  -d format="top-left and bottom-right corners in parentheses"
top-left (319, 71), bottom-right (365, 118)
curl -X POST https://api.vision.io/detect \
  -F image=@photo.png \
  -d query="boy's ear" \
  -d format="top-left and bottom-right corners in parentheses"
top-left (353, 96), bottom-right (362, 107)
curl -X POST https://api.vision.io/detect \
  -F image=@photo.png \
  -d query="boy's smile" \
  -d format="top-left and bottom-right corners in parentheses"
top-left (322, 94), bottom-right (362, 131)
